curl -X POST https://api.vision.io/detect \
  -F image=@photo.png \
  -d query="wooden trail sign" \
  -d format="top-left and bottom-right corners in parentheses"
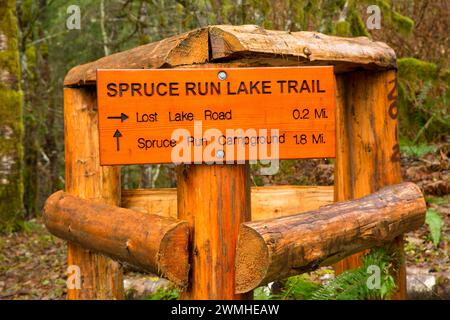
top-left (97, 66), bottom-right (336, 165)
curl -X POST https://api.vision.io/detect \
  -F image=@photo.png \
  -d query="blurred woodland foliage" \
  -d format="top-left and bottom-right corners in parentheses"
top-left (0, 0), bottom-right (448, 231)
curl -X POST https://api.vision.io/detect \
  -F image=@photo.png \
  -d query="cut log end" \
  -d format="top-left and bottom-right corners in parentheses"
top-left (158, 221), bottom-right (190, 288)
top-left (235, 224), bottom-right (269, 294)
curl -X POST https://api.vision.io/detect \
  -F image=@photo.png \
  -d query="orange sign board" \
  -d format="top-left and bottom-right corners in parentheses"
top-left (97, 67), bottom-right (335, 165)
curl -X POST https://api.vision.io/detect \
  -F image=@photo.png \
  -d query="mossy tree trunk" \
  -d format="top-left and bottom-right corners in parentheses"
top-left (17, 0), bottom-right (39, 218)
top-left (0, 0), bottom-right (24, 231)
top-left (15, 0), bottom-right (62, 217)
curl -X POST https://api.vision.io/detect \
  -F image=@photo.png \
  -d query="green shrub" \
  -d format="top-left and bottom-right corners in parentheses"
top-left (271, 248), bottom-right (398, 300)
top-left (425, 209), bottom-right (444, 247)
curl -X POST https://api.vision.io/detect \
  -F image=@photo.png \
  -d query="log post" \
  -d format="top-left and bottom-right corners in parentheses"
top-left (64, 87), bottom-right (123, 299)
top-left (177, 164), bottom-right (251, 300)
top-left (334, 70), bottom-right (405, 298)
top-left (235, 182), bottom-right (426, 293)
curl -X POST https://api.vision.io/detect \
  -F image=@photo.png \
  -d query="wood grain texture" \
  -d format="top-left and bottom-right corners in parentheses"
top-left (334, 70), bottom-right (406, 299)
top-left (122, 185), bottom-right (333, 221)
top-left (122, 188), bottom-right (178, 218)
top-left (64, 87), bottom-right (123, 299)
top-left (235, 182), bottom-right (426, 293)
top-left (64, 28), bottom-right (209, 86)
top-left (251, 186), bottom-right (333, 220)
top-left (96, 67), bottom-right (335, 165)
top-left (177, 164), bottom-right (251, 300)
top-left (44, 191), bottom-right (189, 287)
top-left (209, 25), bottom-right (396, 72)
top-left (64, 25), bottom-right (396, 86)
top-left (62, 26), bottom-right (401, 301)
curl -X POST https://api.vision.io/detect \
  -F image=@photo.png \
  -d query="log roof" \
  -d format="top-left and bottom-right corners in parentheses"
top-left (64, 25), bottom-right (396, 87)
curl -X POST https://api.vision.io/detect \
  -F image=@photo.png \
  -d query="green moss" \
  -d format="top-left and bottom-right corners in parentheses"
top-left (332, 4), bottom-right (369, 37)
top-left (19, 0), bottom-right (34, 27)
top-left (348, 9), bottom-right (369, 37)
top-left (398, 58), bottom-right (438, 81)
top-left (373, 0), bottom-right (390, 11)
top-left (0, 0), bottom-right (24, 232)
top-left (221, 1), bottom-right (234, 24)
top-left (397, 57), bottom-right (449, 141)
top-left (0, 53), bottom-right (19, 84)
top-left (371, 0), bottom-right (414, 36)
top-left (442, 69), bottom-right (450, 86)
top-left (0, 3), bottom-right (21, 79)
top-left (391, 11), bottom-right (414, 36)
top-left (0, 88), bottom-right (24, 232)
top-left (335, 20), bottom-right (350, 36)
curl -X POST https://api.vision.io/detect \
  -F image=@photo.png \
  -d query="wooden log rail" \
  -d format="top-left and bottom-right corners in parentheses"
top-left (235, 182), bottom-right (426, 293)
top-left (43, 191), bottom-right (190, 287)
top-left (44, 182), bottom-right (424, 295)
top-left (121, 185), bottom-right (334, 221)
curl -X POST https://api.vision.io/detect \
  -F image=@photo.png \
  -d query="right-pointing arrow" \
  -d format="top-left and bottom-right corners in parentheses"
top-left (113, 129), bottom-right (122, 151)
top-left (108, 113), bottom-right (129, 122)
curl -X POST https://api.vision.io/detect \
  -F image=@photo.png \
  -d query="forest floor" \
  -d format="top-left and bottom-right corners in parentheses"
top-left (0, 144), bottom-right (448, 300)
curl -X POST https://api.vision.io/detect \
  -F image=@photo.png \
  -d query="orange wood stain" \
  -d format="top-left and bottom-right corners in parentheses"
top-left (97, 66), bottom-right (336, 165)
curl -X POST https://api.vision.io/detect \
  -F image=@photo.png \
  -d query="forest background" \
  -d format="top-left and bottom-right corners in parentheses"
top-left (0, 0), bottom-right (448, 300)
top-left (1, 0), bottom-right (448, 229)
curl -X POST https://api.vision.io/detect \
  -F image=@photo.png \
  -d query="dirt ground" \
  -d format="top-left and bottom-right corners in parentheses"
top-left (0, 145), bottom-right (448, 300)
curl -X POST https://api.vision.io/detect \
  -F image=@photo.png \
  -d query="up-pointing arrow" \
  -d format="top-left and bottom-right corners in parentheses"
top-left (113, 129), bottom-right (122, 151)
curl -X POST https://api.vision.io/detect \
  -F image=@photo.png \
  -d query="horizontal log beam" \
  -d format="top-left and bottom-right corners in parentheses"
top-left (121, 185), bottom-right (334, 221)
top-left (251, 186), bottom-right (333, 220)
top-left (235, 182), bottom-right (426, 293)
top-left (43, 191), bottom-right (189, 287)
top-left (208, 25), bottom-right (396, 72)
top-left (64, 25), bottom-right (396, 86)
top-left (64, 28), bottom-right (209, 86)
top-left (122, 188), bottom-right (177, 218)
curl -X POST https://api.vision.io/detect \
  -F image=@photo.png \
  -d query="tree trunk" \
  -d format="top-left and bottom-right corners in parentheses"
top-left (0, 0), bottom-right (24, 231)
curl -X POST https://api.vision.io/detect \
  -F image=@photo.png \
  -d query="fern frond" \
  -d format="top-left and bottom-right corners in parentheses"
top-left (311, 248), bottom-right (398, 300)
